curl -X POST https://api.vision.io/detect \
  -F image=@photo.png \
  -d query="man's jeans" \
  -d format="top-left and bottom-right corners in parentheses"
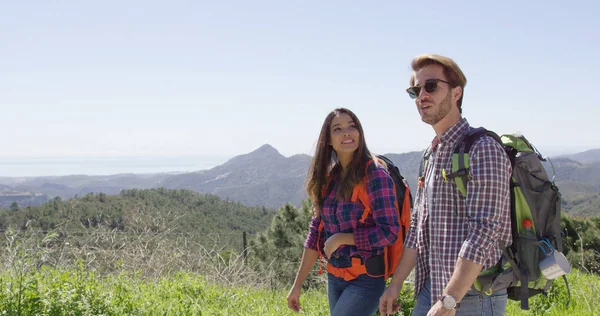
top-left (411, 279), bottom-right (508, 316)
top-left (327, 273), bottom-right (386, 316)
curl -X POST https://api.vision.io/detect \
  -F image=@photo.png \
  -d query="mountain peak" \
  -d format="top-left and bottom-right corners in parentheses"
top-left (221, 144), bottom-right (284, 167)
top-left (250, 144), bottom-right (280, 155)
top-left (250, 144), bottom-right (280, 156)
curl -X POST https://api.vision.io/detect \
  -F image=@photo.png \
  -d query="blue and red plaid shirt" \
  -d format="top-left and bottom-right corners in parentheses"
top-left (304, 160), bottom-right (399, 264)
top-left (404, 118), bottom-right (512, 302)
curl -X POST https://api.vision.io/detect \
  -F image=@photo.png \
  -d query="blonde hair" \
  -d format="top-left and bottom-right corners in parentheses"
top-left (410, 54), bottom-right (467, 112)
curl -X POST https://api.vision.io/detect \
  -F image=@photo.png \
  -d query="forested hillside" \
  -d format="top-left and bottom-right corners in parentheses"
top-left (0, 188), bottom-right (275, 252)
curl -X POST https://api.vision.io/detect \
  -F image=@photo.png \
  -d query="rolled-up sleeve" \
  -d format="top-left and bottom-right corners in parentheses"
top-left (304, 215), bottom-right (322, 251)
top-left (404, 211), bottom-right (419, 250)
top-left (353, 164), bottom-right (399, 251)
top-left (458, 137), bottom-right (512, 265)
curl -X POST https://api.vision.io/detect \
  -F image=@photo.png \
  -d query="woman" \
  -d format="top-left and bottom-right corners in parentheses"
top-left (287, 108), bottom-right (399, 316)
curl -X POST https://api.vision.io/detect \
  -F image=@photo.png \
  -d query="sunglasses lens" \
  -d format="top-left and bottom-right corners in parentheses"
top-left (424, 81), bottom-right (438, 93)
top-left (407, 86), bottom-right (420, 99)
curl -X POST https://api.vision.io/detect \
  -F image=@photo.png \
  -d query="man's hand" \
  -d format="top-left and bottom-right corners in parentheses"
top-left (286, 286), bottom-right (302, 313)
top-left (379, 283), bottom-right (403, 315)
top-left (427, 301), bottom-right (456, 316)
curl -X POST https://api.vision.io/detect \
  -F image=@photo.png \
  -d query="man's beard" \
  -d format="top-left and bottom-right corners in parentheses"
top-left (421, 91), bottom-right (453, 126)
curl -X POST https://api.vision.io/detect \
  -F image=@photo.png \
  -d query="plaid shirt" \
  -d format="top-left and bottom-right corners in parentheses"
top-left (404, 118), bottom-right (512, 302)
top-left (304, 160), bottom-right (399, 263)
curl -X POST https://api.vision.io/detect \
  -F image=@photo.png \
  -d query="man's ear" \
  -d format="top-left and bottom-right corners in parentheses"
top-left (453, 86), bottom-right (462, 104)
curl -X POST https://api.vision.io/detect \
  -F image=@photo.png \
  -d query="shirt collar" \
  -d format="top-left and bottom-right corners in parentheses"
top-left (430, 117), bottom-right (470, 150)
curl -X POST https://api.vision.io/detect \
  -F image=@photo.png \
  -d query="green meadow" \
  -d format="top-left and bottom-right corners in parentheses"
top-left (0, 266), bottom-right (598, 315)
top-left (1, 191), bottom-right (599, 315)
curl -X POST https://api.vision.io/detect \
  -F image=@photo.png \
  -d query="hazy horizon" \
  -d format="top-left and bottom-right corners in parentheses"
top-left (0, 155), bottom-right (230, 178)
top-left (0, 144), bottom-right (594, 178)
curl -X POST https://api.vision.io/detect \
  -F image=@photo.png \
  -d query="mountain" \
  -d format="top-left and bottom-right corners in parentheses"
top-left (159, 144), bottom-right (312, 208)
top-left (543, 158), bottom-right (600, 190)
top-left (555, 149), bottom-right (600, 164)
top-left (1, 145), bottom-right (599, 216)
top-left (381, 151), bottom-right (424, 190)
top-left (134, 146), bottom-right (600, 215)
top-left (0, 173), bottom-right (173, 208)
top-left (157, 146), bottom-right (425, 208)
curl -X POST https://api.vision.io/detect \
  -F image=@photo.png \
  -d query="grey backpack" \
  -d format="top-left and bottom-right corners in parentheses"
top-left (420, 127), bottom-right (571, 310)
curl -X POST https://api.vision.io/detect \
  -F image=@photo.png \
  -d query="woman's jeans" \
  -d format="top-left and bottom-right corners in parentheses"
top-left (327, 273), bottom-right (386, 316)
top-left (411, 279), bottom-right (508, 316)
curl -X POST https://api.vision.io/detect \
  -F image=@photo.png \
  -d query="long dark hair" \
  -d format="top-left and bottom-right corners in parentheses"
top-left (306, 108), bottom-right (372, 217)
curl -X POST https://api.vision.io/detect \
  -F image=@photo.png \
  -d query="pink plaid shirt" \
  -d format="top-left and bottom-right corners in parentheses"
top-left (404, 118), bottom-right (512, 302)
top-left (304, 161), bottom-right (399, 262)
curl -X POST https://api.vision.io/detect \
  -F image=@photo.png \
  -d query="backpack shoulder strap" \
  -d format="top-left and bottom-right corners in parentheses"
top-left (352, 159), bottom-right (376, 223)
top-left (418, 146), bottom-right (432, 189)
top-left (377, 154), bottom-right (412, 207)
top-left (446, 127), bottom-right (502, 197)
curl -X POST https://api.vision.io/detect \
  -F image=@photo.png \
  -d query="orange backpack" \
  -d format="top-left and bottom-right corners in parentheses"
top-left (317, 155), bottom-right (412, 280)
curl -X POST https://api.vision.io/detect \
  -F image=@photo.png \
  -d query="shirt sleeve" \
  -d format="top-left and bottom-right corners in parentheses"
top-left (304, 214), bottom-right (322, 252)
top-left (353, 163), bottom-right (400, 251)
top-left (404, 163), bottom-right (423, 250)
top-left (458, 136), bottom-right (512, 266)
top-left (403, 204), bottom-right (419, 250)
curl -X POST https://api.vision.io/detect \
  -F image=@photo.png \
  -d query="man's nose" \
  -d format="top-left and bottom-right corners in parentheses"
top-left (417, 89), bottom-right (430, 102)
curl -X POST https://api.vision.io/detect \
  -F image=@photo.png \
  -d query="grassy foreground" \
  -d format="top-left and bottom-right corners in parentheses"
top-left (0, 266), bottom-right (598, 315)
top-left (0, 265), bottom-right (327, 315)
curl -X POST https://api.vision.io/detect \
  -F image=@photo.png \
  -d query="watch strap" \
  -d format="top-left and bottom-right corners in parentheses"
top-left (441, 294), bottom-right (461, 310)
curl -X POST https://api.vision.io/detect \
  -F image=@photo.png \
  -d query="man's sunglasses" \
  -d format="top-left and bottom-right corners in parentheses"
top-left (406, 79), bottom-right (450, 99)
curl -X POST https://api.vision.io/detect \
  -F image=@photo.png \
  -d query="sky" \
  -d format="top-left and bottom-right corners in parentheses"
top-left (2, 0), bottom-right (599, 163)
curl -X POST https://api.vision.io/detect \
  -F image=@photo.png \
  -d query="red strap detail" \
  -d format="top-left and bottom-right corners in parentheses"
top-left (318, 256), bottom-right (323, 275)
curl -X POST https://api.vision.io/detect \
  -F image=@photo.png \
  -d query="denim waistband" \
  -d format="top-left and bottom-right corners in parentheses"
top-left (327, 254), bottom-right (356, 268)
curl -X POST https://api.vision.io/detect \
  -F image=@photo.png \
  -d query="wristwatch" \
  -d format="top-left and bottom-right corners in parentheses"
top-left (441, 294), bottom-right (460, 310)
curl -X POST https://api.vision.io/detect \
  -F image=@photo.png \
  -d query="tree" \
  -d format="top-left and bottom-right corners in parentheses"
top-left (9, 202), bottom-right (19, 212)
top-left (250, 199), bottom-right (323, 289)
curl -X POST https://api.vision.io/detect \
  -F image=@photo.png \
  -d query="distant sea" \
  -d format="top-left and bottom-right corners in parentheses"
top-left (0, 156), bottom-right (231, 177)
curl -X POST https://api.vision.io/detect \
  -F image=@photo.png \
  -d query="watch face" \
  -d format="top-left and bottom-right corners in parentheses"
top-left (442, 295), bottom-right (457, 309)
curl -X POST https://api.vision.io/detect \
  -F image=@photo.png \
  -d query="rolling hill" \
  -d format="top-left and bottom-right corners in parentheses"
top-left (1, 144), bottom-right (599, 215)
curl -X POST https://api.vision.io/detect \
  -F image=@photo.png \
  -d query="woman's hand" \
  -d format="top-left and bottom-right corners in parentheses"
top-left (324, 233), bottom-right (355, 258)
top-left (323, 234), bottom-right (341, 258)
top-left (287, 285), bottom-right (302, 313)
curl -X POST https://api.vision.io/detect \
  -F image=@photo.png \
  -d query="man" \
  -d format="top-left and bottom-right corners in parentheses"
top-left (379, 54), bottom-right (512, 315)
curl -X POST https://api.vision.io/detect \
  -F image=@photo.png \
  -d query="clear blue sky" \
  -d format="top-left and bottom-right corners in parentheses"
top-left (2, 0), bottom-right (599, 159)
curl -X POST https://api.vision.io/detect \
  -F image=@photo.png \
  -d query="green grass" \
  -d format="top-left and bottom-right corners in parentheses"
top-left (505, 269), bottom-right (599, 315)
top-left (0, 265), bottom-right (597, 315)
top-left (0, 266), bottom-right (329, 315)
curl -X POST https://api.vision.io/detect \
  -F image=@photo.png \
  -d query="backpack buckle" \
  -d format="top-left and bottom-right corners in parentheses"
top-left (443, 168), bottom-right (469, 181)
